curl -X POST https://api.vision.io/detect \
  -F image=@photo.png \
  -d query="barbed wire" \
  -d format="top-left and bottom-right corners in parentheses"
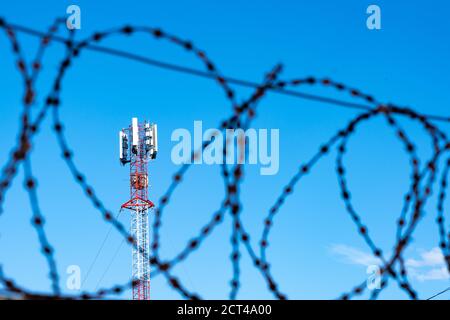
top-left (0, 16), bottom-right (449, 300)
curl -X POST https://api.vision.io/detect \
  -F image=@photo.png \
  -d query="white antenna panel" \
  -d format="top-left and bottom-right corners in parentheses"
top-left (152, 124), bottom-right (158, 154)
top-left (132, 117), bottom-right (139, 146)
top-left (119, 131), bottom-right (124, 159)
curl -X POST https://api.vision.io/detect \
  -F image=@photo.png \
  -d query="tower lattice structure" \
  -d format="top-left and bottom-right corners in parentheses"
top-left (119, 118), bottom-right (157, 300)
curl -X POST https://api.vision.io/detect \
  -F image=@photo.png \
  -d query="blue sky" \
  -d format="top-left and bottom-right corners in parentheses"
top-left (0, 1), bottom-right (449, 299)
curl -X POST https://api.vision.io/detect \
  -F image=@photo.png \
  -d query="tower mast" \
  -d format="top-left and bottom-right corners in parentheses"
top-left (119, 117), bottom-right (158, 300)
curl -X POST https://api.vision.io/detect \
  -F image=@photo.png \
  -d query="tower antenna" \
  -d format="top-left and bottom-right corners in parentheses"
top-left (119, 117), bottom-right (158, 300)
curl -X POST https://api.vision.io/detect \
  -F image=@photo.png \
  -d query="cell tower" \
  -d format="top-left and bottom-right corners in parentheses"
top-left (119, 117), bottom-right (158, 300)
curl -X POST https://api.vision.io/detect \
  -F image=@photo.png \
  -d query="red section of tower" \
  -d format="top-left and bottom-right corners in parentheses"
top-left (119, 118), bottom-right (158, 300)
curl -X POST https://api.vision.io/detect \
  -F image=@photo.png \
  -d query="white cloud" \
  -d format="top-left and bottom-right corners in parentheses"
top-left (330, 244), bottom-right (450, 282)
top-left (409, 266), bottom-right (449, 282)
top-left (405, 247), bottom-right (445, 268)
top-left (329, 244), bottom-right (382, 266)
top-left (405, 247), bottom-right (449, 282)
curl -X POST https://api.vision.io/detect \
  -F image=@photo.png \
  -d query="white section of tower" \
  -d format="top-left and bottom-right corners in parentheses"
top-left (131, 207), bottom-right (151, 300)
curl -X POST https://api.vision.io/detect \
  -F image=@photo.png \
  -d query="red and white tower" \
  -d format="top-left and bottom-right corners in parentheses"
top-left (119, 117), bottom-right (158, 300)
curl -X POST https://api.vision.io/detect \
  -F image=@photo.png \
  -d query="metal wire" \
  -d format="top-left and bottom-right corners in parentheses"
top-left (0, 17), bottom-right (449, 300)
